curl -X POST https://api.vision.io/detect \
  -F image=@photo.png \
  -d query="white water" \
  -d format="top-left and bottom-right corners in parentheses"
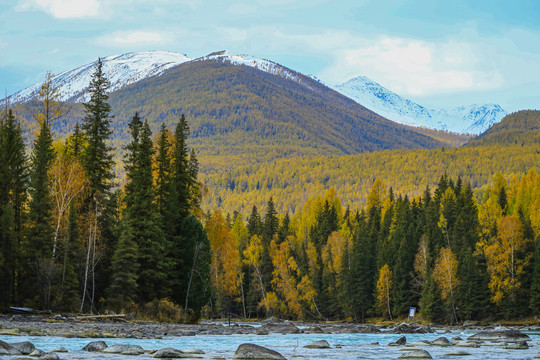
top-left (1, 330), bottom-right (540, 359)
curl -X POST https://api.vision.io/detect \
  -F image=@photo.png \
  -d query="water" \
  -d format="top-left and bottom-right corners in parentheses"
top-left (1, 330), bottom-right (539, 359)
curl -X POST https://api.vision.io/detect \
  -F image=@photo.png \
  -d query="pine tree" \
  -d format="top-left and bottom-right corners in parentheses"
top-left (120, 114), bottom-right (168, 302)
top-left (0, 109), bottom-right (28, 307)
top-left (247, 205), bottom-right (263, 237)
top-left (26, 120), bottom-right (55, 309)
top-left (155, 123), bottom-right (172, 224)
top-left (80, 57), bottom-right (115, 312)
top-left (530, 235), bottom-right (540, 314)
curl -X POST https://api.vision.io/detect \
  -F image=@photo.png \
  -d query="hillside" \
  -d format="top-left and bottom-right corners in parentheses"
top-left (11, 56), bottom-right (443, 173)
top-left (468, 110), bottom-right (540, 146)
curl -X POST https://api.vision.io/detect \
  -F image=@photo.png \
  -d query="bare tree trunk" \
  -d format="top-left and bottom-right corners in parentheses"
top-left (80, 222), bottom-right (92, 312)
top-left (185, 242), bottom-right (202, 311)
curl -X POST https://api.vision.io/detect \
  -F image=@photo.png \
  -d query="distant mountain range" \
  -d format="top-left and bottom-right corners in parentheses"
top-left (6, 51), bottom-right (508, 136)
top-left (334, 76), bottom-right (507, 134)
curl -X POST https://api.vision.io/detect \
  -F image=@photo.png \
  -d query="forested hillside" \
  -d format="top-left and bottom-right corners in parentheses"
top-left (468, 110), bottom-right (540, 146)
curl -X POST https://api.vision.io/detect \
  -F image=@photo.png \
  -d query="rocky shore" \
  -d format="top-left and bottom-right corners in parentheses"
top-left (1, 315), bottom-right (539, 359)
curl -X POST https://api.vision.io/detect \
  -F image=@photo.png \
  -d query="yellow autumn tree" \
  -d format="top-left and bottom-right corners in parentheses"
top-left (433, 247), bottom-right (459, 323)
top-left (207, 210), bottom-right (242, 311)
top-left (484, 215), bottom-right (531, 304)
top-left (376, 264), bottom-right (393, 319)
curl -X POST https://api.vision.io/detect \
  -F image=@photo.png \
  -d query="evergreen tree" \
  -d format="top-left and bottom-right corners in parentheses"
top-left (119, 114), bottom-right (168, 302)
top-left (0, 109), bottom-right (28, 308)
top-left (155, 123), bottom-right (172, 223)
top-left (26, 120), bottom-right (55, 309)
top-left (107, 219), bottom-right (139, 309)
top-left (530, 235), bottom-right (540, 315)
top-left (80, 57), bottom-right (115, 312)
top-left (247, 205), bottom-right (263, 237)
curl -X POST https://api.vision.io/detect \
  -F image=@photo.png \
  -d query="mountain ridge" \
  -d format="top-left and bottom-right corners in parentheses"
top-left (334, 76), bottom-right (507, 134)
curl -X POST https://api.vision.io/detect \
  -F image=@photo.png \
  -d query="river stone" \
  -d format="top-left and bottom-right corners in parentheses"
top-left (183, 348), bottom-right (205, 354)
top-left (453, 340), bottom-right (480, 348)
top-left (256, 327), bottom-right (269, 335)
top-left (431, 337), bottom-right (452, 346)
top-left (82, 341), bottom-right (108, 351)
top-left (0, 340), bottom-right (21, 355)
top-left (502, 341), bottom-right (529, 349)
top-left (304, 340), bottom-right (330, 349)
top-left (396, 336), bottom-right (407, 345)
top-left (102, 344), bottom-right (145, 354)
top-left (445, 350), bottom-right (472, 356)
top-left (38, 353), bottom-right (60, 360)
top-left (468, 330), bottom-right (530, 342)
top-left (233, 343), bottom-right (286, 359)
top-left (51, 347), bottom-right (68, 353)
top-left (29, 349), bottom-right (45, 356)
top-left (398, 349), bottom-right (433, 359)
top-left (153, 348), bottom-right (186, 358)
top-left (10, 342), bottom-right (36, 355)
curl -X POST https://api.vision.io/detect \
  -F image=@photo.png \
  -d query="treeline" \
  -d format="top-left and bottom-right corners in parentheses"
top-left (209, 171), bottom-right (539, 322)
top-left (0, 62), bottom-right (208, 320)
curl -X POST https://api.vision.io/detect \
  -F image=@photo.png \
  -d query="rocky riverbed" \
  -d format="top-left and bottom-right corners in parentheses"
top-left (1, 315), bottom-right (540, 359)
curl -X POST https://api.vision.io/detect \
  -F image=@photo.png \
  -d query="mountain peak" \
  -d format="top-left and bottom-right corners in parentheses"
top-left (335, 76), bottom-right (507, 134)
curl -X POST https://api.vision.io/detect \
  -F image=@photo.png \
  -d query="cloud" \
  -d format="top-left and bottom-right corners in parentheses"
top-left (16, 0), bottom-right (101, 19)
top-left (95, 30), bottom-right (174, 47)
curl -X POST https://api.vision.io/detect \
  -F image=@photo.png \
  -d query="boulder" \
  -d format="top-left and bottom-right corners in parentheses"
top-left (398, 349), bottom-right (433, 359)
top-left (233, 343), bottom-right (286, 360)
top-left (29, 349), bottom-right (45, 356)
top-left (256, 327), bottom-right (269, 335)
top-left (260, 322), bottom-right (301, 334)
top-left (38, 353), bottom-right (60, 360)
top-left (0, 340), bottom-right (21, 355)
top-left (51, 347), bottom-right (68, 353)
top-left (153, 348), bottom-right (186, 358)
top-left (183, 348), bottom-right (205, 354)
top-left (10, 342), bottom-right (36, 355)
top-left (82, 341), bottom-right (108, 352)
top-left (453, 340), bottom-right (479, 348)
top-left (468, 330), bottom-right (530, 343)
top-left (444, 350), bottom-right (472, 356)
top-left (502, 341), bottom-right (529, 350)
top-left (102, 344), bottom-right (145, 355)
top-left (309, 326), bottom-right (324, 333)
top-left (396, 336), bottom-right (407, 345)
top-left (393, 323), bottom-right (431, 334)
top-left (431, 337), bottom-right (452, 347)
top-left (304, 340), bottom-right (330, 349)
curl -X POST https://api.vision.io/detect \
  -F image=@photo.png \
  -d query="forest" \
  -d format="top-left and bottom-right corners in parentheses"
top-left (0, 60), bottom-right (539, 324)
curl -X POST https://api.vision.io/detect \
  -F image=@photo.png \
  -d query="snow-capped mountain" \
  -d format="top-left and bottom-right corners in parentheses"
top-left (8, 51), bottom-right (193, 104)
top-left (7, 50), bottom-right (310, 105)
top-left (334, 76), bottom-right (507, 134)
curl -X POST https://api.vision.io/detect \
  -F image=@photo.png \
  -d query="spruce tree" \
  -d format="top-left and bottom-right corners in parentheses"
top-left (247, 205), bottom-right (263, 237)
top-left (155, 123), bottom-right (172, 224)
top-left (529, 235), bottom-right (540, 315)
top-left (119, 114), bottom-right (168, 302)
top-left (26, 120), bottom-right (55, 309)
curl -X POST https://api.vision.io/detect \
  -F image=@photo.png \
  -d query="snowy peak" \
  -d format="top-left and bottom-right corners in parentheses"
top-left (8, 51), bottom-right (193, 104)
top-left (335, 76), bottom-right (507, 134)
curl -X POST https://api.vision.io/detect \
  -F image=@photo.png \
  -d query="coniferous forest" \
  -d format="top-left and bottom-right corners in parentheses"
top-left (1, 60), bottom-right (539, 324)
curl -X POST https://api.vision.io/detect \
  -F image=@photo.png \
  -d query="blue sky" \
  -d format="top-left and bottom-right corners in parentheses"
top-left (1, 0), bottom-right (539, 111)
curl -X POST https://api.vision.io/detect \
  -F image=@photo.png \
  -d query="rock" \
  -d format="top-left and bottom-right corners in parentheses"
top-left (463, 321), bottom-right (480, 327)
top-left (51, 347), bottom-right (68, 353)
top-left (431, 337), bottom-right (452, 346)
top-left (445, 350), bottom-right (472, 356)
top-left (303, 340), bottom-right (330, 349)
top-left (502, 341), bottom-right (529, 349)
top-left (393, 323), bottom-right (432, 334)
top-left (82, 341), bottom-right (108, 352)
top-left (10, 342), bottom-right (36, 355)
top-left (256, 327), bottom-right (269, 335)
top-left (468, 330), bottom-right (531, 342)
top-left (233, 343), bottom-right (286, 359)
top-left (153, 348), bottom-right (186, 358)
top-left (396, 336), bottom-right (407, 345)
top-left (453, 340), bottom-right (480, 348)
top-left (261, 322), bottom-right (301, 334)
top-left (0, 340), bottom-right (21, 355)
top-left (309, 326), bottom-right (324, 333)
top-left (29, 349), bottom-right (45, 356)
top-left (38, 353), bottom-right (60, 360)
top-left (102, 344), bottom-right (145, 355)
top-left (398, 349), bottom-right (433, 359)
top-left (183, 348), bottom-right (205, 354)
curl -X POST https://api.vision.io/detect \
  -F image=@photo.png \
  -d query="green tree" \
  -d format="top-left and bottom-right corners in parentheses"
top-left (26, 120), bottom-right (55, 309)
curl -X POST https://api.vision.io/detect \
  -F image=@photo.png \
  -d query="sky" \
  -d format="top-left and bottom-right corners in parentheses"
top-left (1, 0), bottom-right (539, 111)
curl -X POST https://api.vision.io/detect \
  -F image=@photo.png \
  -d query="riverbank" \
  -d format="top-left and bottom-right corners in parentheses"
top-left (1, 314), bottom-right (539, 339)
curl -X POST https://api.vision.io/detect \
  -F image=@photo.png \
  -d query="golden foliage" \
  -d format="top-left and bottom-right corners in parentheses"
top-left (376, 264), bottom-right (393, 318)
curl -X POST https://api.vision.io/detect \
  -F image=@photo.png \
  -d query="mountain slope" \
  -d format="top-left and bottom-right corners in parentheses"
top-left (8, 51), bottom-right (192, 103)
top-left (335, 76), bottom-right (507, 134)
top-left (467, 110), bottom-right (540, 146)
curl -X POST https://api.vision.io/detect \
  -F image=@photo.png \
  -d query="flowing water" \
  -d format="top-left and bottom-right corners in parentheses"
top-left (1, 329), bottom-right (540, 359)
